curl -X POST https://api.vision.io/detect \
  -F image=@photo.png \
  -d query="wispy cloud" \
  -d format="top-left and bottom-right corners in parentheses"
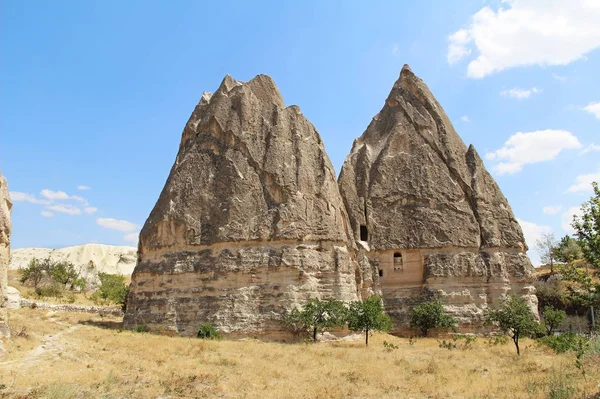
top-left (97, 217), bottom-right (139, 233)
top-left (47, 204), bottom-right (82, 215)
top-left (9, 192), bottom-right (51, 205)
top-left (84, 207), bottom-right (98, 214)
top-left (567, 170), bottom-right (600, 193)
top-left (581, 144), bottom-right (600, 154)
top-left (582, 102), bottom-right (600, 119)
top-left (485, 130), bottom-right (582, 175)
top-left (542, 205), bottom-right (562, 215)
top-left (500, 87), bottom-right (541, 99)
top-left (460, 115), bottom-right (470, 122)
top-left (77, 185), bottom-right (91, 191)
top-left (40, 210), bottom-right (54, 218)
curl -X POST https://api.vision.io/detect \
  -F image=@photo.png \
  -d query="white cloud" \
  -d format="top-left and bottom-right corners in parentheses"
top-left (500, 87), bottom-right (541, 99)
top-left (552, 73), bottom-right (567, 83)
top-left (124, 232), bottom-right (140, 244)
top-left (40, 189), bottom-right (69, 200)
top-left (47, 204), bottom-right (82, 215)
top-left (447, 29), bottom-right (472, 64)
top-left (543, 205), bottom-right (562, 215)
top-left (581, 144), bottom-right (600, 154)
top-left (567, 170), bottom-right (600, 193)
top-left (447, 0), bottom-right (600, 78)
top-left (40, 210), bottom-right (54, 218)
top-left (561, 206), bottom-right (583, 234)
top-left (583, 102), bottom-right (600, 119)
top-left (460, 115), bottom-right (470, 122)
top-left (77, 185), bottom-right (91, 191)
top-left (97, 217), bottom-right (139, 233)
top-left (84, 207), bottom-right (98, 214)
top-left (9, 191), bottom-right (51, 205)
top-left (485, 129), bottom-right (582, 175)
top-left (517, 218), bottom-right (552, 266)
top-left (392, 44), bottom-right (399, 56)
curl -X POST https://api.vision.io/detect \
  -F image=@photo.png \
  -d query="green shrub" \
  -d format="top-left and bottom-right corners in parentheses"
top-left (96, 273), bottom-right (129, 307)
top-left (35, 282), bottom-right (65, 299)
top-left (542, 306), bottom-right (566, 336)
top-left (538, 332), bottom-right (587, 354)
top-left (409, 299), bottom-right (456, 337)
top-left (20, 258), bottom-right (46, 288)
top-left (197, 323), bottom-right (221, 340)
top-left (48, 261), bottom-right (78, 287)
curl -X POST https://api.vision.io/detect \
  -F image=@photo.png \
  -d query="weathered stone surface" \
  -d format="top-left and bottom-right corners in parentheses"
top-left (338, 65), bottom-right (537, 332)
top-left (124, 75), bottom-right (359, 337)
top-left (0, 173), bottom-right (11, 338)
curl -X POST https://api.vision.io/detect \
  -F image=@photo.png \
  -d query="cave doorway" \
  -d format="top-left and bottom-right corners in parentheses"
top-left (360, 225), bottom-right (368, 241)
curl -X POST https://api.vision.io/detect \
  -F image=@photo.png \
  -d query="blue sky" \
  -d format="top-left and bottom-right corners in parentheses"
top-left (1, 0), bottom-right (599, 264)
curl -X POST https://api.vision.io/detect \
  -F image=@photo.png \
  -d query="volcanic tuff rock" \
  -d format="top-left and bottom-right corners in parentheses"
top-left (0, 173), bottom-right (11, 338)
top-left (339, 65), bottom-right (537, 332)
top-left (124, 75), bottom-right (359, 337)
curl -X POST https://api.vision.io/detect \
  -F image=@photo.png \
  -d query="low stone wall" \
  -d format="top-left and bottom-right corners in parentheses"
top-left (20, 299), bottom-right (123, 317)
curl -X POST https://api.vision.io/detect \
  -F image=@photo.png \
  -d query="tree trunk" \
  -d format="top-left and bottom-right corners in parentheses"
top-left (513, 333), bottom-right (520, 356)
top-left (365, 328), bottom-right (369, 346)
top-left (550, 256), bottom-right (554, 274)
top-left (313, 327), bottom-right (317, 343)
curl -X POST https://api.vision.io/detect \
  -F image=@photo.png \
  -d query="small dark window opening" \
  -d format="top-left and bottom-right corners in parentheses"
top-left (394, 252), bottom-right (403, 271)
top-left (360, 225), bottom-right (368, 241)
top-left (378, 269), bottom-right (383, 277)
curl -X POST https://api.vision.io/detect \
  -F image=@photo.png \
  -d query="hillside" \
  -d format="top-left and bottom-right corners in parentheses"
top-left (9, 244), bottom-right (137, 277)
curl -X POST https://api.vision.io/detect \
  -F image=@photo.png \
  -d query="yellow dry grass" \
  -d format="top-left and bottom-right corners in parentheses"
top-left (1, 308), bottom-right (598, 399)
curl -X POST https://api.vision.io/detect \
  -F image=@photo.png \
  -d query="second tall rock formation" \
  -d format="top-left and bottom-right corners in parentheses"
top-left (338, 65), bottom-right (536, 332)
top-left (124, 75), bottom-right (359, 337)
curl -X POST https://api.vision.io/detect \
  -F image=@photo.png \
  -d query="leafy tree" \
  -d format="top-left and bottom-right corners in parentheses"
top-left (572, 181), bottom-right (600, 269)
top-left (536, 232), bottom-right (558, 273)
top-left (197, 323), bottom-right (221, 340)
top-left (285, 298), bottom-right (347, 342)
top-left (409, 299), bottom-right (457, 337)
top-left (485, 294), bottom-right (539, 355)
top-left (20, 258), bottom-right (46, 288)
top-left (571, 182), bottom-right (600, 330)
top-left (347, 296), bottom-right (392, 345)
top-left (48, 260), bottom-right (79, 288)
top-left (96, 273), bottom-right (129, 307)
top-left (542, 305), bottom-right (566, 336)
top-left (553, 235), bottom-right (583, 263)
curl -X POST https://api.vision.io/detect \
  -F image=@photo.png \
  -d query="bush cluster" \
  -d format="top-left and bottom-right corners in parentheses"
top-left (20, 258), bottom-right (82, 299)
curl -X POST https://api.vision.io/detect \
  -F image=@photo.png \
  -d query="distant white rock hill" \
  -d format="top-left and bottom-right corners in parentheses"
top-left (9, 244), bottom-right (137, 281)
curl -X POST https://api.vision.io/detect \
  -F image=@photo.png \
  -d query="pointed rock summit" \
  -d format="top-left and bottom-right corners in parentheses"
top-left (124, 75), bottom-right (359, 337)
top-left (339, 66), bottom-right (536, 331)
top-left (0, 173), bottom-right (11, 338)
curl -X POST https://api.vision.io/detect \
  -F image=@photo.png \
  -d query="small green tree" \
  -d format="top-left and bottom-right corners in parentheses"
top-left (20, 258), bottom-right (46, 288)
top-left (410, 299), bottom-right (457, 337)
top-left (48, 260), bottom-right (79, 288)
top-left (573, 182), bottom-right (600, 269)
top-left (542, 305), bottom-right (566, 336)
top-left (285, 298), bottom-right (347, 342)
top-left (96, 273), bottom-right (129, 307)
top-left (347, 296), bottom-right (392, 345)
top-left (197, 323), bottom-right (221, 340)
top-left (485, 294), bottom-right (538, 355)
top-left (553, 235), bottom-right (583, 263)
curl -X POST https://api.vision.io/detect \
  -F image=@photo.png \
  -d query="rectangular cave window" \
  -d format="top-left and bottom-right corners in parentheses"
top-left (360, 225), bottom-right (368, 241)
top-left (378, 269), bottom-right (383, 277)
top-left (393, 252), bottom-right (403, 271)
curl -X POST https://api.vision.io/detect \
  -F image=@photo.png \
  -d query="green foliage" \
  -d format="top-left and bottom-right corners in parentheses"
top-left (347, 296), bottom-right (392, 345)
top-left (48, 261), bottom-right (78, 287)
top-left (197, 323), bottom-right (221, 340)
top-left (20, 258), bottom-right (46, 288)
top-left (438, 339), bottom-right (457, 350)
top-left (382, 340), bottom-right (398, 352)
top-left (546, 373), bottom-right (576, 399)
top-left (96, 273), bottom-right (129, 307)
top-left (553, 235), bottom-right (583, 263)
top-left (35, 282), bottom-right (64, 299)
top-left (538, 332), bottom-right (587, 354)
top-left (572, 181), bottom-right (600, 269)
top-left (485, 294), bottom-right (539, 355)
top-left (542, 306), bottom-right (566, 336)
top-left (409, 299), bottom-right (457, 337)
top-left (72, 277), bottom-right (87, 291)
top-left (285, 298), bottom-right (347, 342)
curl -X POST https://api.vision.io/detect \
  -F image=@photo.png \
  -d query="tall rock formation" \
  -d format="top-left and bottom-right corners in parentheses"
top-left (338, 65), bottom-right (536, 332)
top-left (124, 75), bottom-right (359, 337)
top-left (0, 173), bottom-right (11, 338)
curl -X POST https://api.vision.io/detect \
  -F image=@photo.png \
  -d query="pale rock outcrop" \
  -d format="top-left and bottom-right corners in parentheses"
top-left (10, 244), bottom-right (137, 287)
top-left (0, 173), bottom-right (11, 337)
top-left (124, 75), bottom-right (359, 337)
top-left (338, 65), bottom-right (537, 332)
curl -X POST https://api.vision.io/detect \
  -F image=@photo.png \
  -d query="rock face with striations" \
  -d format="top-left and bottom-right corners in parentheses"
top-left (124, 75), bottom-right (359, 337)
top-left (338, 65), bottom-right (537, 332)
top-left (0, 173), bottom-right (11, 338)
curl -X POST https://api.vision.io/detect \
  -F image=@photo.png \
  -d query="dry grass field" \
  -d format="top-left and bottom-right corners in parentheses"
top-left (1, 308), bottom-right (598, 399)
